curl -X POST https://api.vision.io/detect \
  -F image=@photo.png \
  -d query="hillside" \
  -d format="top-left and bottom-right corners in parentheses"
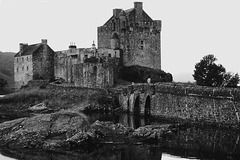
top-left (0, 51), bottom-right (15, 85)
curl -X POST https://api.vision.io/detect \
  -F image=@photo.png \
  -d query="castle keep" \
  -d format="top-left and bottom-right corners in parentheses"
top-left (98, 2), bottom-right (161, 69)
top-left (14, 2), bottom-right (161, 89)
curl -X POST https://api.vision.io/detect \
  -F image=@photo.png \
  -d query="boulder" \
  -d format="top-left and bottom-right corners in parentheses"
top-left (29, 102), bottom-right (48, 111)
top-left (0, 111), bottom-right (90, 149)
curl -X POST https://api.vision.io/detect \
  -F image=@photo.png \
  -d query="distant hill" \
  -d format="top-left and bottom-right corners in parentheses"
top-left (0, 51), bottom-right (16, 86)
top-left (173, 72), bottom-right (194, 83)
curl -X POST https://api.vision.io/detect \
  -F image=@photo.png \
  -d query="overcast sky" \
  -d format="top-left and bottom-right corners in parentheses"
top-left (0, 0), bottom-right (240, 81)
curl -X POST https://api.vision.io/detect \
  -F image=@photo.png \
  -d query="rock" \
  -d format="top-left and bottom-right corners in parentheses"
top-left (0, 111), bottom-right (90, 149)
top-left (0, 113), bottom-right (175, 150)
top-left (131, 124), bottom-right (173, 141)
top-left (29, 103), bottom-right (47, 111)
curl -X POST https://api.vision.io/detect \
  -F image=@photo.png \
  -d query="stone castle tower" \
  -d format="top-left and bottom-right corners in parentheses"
top-left (98, 2), bottom-right (161, 69)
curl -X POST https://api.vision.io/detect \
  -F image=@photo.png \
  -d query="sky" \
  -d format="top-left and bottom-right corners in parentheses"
top-left (0, 0), bottom-right (240, 81)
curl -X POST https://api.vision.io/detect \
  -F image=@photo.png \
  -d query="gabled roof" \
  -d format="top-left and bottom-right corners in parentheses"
top-left (125, 8), bottom-right (134, 14)
top-left (15, 43), bottom-right (41, 57)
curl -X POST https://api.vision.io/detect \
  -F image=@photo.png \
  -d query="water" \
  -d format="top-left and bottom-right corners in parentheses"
top-left (0, 113), bottom-right (240, 160)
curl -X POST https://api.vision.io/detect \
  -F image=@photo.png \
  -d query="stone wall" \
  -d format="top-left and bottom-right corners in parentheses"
top-left (27, 80), bottom-right (49, 88)
top-left (14, 55), bottom-right (33, 89)
top-left (117, 83), bottom-right (240, 127)
top-left (74, 60), bottom-right (115, 88)
top-left (98, 2), bottom-right (161, 70)
top-left (32, 45), bottom-right (55, 81)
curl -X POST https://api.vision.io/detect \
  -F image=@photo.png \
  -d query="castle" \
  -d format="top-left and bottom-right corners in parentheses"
top-left (14, 2), bottom-right (162, 89)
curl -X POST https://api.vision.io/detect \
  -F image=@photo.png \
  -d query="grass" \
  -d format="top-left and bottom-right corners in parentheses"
top-left (0, 86), bottom-right (115, 115)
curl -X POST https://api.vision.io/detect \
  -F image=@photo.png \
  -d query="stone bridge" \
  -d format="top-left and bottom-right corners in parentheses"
top-left (116, 83), bottom-right (240, 127)
top-left (118, 83), bottom-right (156, 116)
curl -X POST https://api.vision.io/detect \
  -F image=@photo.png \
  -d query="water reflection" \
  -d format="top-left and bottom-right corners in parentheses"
top-left (0, 144), bottom-right (163, 160)
top-left (87, 113), bottom-right (156, 129)
top-left (1, 113), bottom-right (240, 160)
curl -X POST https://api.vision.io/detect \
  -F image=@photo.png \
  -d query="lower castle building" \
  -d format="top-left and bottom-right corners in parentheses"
top-left (54, 42), bottom-right (121, 88)
top-left (14, 39), bottom-right (55, 89)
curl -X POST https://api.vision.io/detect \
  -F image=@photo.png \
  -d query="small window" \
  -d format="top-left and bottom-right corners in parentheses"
top-left (22, 58), bottom-right (24, 62)
top-left (93, 66), bottom-right (97, 75)
top-left (112, 21), bottom-right (116, 31)
top-left (27, 66), bottom-right (29, 71)
top-left (27, 57), bottom-right (28, 61)
top-left (141, 46), bottom-right (143, 50)
top-left (141, 41), bottom-right (144, 44)
top-left (17, 68), bottom-right (19, 72)
top-left (127, 45), bottom-right (130, 51)
top-left (85, 55), bottom-right (88, 58)
top-left (108, 54), bottom-right (111, 57)
top-left (17, 58), bottom-right (19, 63)
top-left (22, 66), bottom-right (24, 70)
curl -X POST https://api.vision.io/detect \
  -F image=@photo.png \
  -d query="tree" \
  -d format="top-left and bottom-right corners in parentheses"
top-left (193, 54), bottom-right (226, 87)
top-left (222, 72), bottom-right (239, 88)
top-left (0, 78), bottom-right (8, 93)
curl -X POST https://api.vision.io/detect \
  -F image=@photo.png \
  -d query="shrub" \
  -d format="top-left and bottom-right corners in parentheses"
top-left (118, 65), bottom-right (172, 83)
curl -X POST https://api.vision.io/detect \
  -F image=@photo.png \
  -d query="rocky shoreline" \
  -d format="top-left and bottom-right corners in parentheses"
top-left (0, 110), bottom-right (175, 150)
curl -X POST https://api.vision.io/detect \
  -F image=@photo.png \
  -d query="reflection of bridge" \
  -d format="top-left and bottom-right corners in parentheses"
top-left (117, 83), bottom-right (240, 127)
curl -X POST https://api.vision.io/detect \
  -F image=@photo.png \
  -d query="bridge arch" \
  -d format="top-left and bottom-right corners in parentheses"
top-left (144, 95), bottom-right (151, 115)
top-left (134, 96), bottom-right (140, 115)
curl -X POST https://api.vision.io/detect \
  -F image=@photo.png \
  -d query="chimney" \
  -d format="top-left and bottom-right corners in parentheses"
top-left (19, 43), bottom-right (28, 56)
top-left (113, 9), bottom-right (122, 16)
top-left (134, 2), bottom-right (143, 10)
top-left (41, 39), bottom-right (48, 54)
top-left (41, 39), bottom-right (47, 44)
top-left (134, 2), bottom-right (143, 21)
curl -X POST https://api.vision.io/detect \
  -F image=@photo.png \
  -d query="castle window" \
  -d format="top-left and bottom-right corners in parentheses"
top-left (93, 66), bottom-right (97, 75)
top-left (112, 21), bottom-right (116, 31)
top-left (127, 45), bottom-right (130, 52)
top-left (122, 21), bottom-right (126, 29)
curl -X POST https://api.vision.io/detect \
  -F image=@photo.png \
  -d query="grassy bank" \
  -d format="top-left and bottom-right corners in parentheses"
top-left (0, 86), bottom-right (117, 116)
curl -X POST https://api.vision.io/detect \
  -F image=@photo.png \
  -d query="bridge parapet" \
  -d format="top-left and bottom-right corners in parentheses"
top-left (129, 83), bottom-right (156, 95)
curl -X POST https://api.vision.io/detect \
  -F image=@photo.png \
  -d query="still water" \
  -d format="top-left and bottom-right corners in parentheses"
top-left (0, 113), bottom-right (240, 160)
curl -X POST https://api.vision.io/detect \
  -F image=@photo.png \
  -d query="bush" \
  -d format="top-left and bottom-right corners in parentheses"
top-left (118, 65), bottom-right (172, 83)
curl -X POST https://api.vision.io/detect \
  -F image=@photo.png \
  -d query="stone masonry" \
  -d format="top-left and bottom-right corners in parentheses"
top-left (15, 2), bottom-right (162, 89)
top-left (14, 39), bottom-right (55, 89)
top-left (98, 2), bottom-right (161, 69)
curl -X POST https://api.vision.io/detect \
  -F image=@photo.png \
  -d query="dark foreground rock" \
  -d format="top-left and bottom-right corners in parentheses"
top-left (0, 111), bottom-right (174, 150)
